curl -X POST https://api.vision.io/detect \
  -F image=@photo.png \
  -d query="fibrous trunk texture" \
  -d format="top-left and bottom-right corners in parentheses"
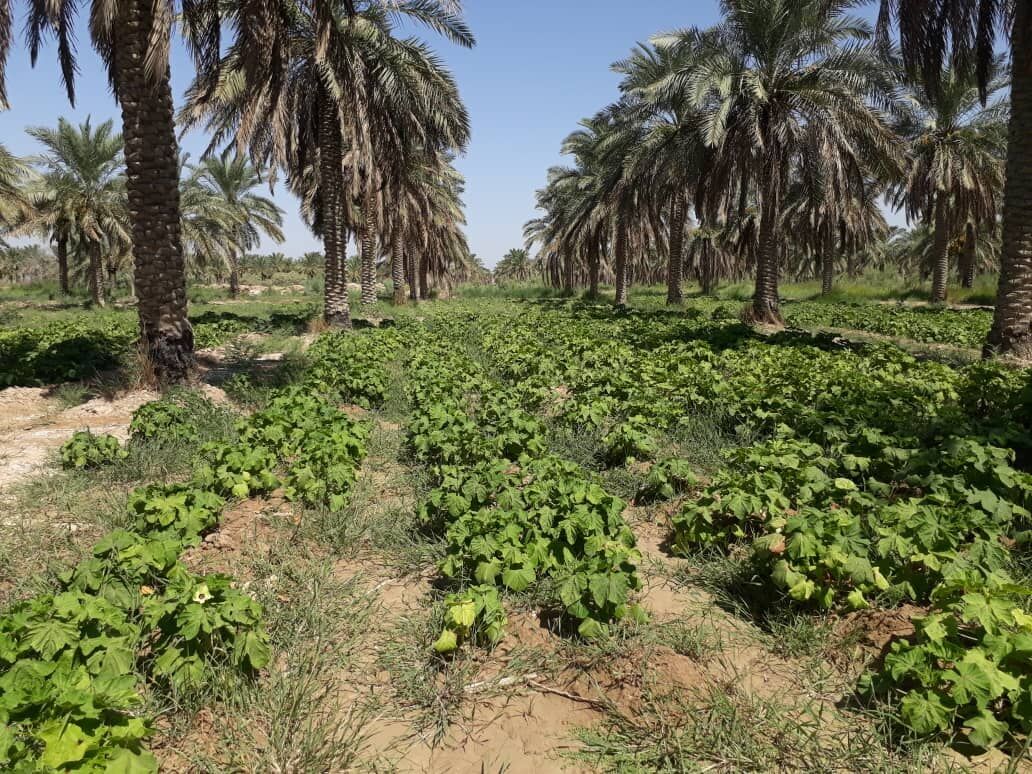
top-left (56, 236), bottom-right (69, 295)
top-left (821, 224), bottom-right (835, 296)
top-left (114, 0), bottom-right (193, 382)
top-left (961, 221), bottom-right (976, 289)
top-left (614, 225), bottom-right (628, 307)
top-left (360, 204), bottom-right (377, 306)
top-left (88, 241), bottom-right (105, 307)
top-left (419, 254), bottom-right (429, 300)
top-left (319, 96), bottom-right (351, 329)
top-left (392, 236), bottom-right (406, 305)
top-left (750, 169), bottom-right (783, 325)
top-left (666, 196), bottom-right (685, 305)
top-left (931, 193), bottom-right (950, 305)
top-left (988, 2), bottom-right (1032, 357)
top-left (588, 240), bottom-right (600, 299)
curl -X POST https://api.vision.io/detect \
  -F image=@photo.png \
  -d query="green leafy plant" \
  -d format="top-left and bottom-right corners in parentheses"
top-left (59, 430), bottom-right (128, 469)
top-left (433, 586), bottom-right (508, 653)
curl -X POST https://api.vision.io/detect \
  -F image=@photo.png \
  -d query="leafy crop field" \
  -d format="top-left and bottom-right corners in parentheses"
top-left (1, 294), bottom-right (1031, 771)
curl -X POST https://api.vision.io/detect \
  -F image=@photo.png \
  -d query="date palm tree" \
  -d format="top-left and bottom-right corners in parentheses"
top-left (20, 118), bottom-right (128, 307)
top-left (181, 0), bottom-right (472, 326)
top-left (879, 0), bottom-right (1032, 357)
top-left (188, 153), bottom-right (285, 296)
top-left (889, 59), bottom-right (1007, 304)
top-left (657, 0), bottom-right (900, 324)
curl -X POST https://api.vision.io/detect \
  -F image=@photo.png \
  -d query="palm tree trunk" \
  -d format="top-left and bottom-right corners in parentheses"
top-left (113, 0), bottom-right (192, 382)
top-left (318, 96), bottom-right (351, 329)
top-left (700, 241), bottom-right (714, 296)
top-left (988, 3), bottom-right (1032, 356)
top-left (106, 263), bottom-right (118, 300)
top-left (614, 224), bottom-right (629, 307)
top-left (56, 235), bottom-right (70, 295)
top-left (587, 239), bottom-right (600, 299)
top-left (87, 241), bottom-right (105, 308)
top-left (562, 253), bottom-right (575, 295)
top-left (666, 196), bottom-right (685, 305)
top-left (960, 221), bottom-right (976, 289)
top-left (930, 193), bottom-right (949, 304)
top-left (408, 250), bottom-right (419, 302)
top-left (751, 167), bottom-right (783, 325)
top-left (229, 253), bottom-right (240, 298)
top-left (821, 224), bottom-right (835, 296)
top-left (418, 254), bottom-right (429, 300)
top-left (360, 200), bottom-right (377, 307)
top-left (392, 235), bottom-right (406, 305)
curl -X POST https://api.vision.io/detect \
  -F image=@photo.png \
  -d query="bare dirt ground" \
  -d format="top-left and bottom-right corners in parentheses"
top-left (0, 383), bottom-right (227, 494)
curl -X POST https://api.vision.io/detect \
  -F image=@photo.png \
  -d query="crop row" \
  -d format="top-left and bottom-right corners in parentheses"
top-left (427, 302), bottom-right (1032, 751)
top-left (399, 322), bottom-right (647, 649)
top-left (0, 331), bottom-right (376, 771)
top-left (784, 301), bottom-right (992, 349)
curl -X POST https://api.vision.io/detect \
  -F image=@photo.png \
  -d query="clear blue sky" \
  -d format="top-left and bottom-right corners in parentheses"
top-left (0, 1), bottom-right (890, 268)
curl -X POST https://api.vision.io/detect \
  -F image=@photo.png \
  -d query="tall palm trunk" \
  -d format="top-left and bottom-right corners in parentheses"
top-left (960, 221), bottom-right (976, 289)
top-left (614, 224), bottom-right (629, 307)
top-left (751, 165), bottom-right (783, 324)
top-left (666, 196), bottom-right (686, 305)
top-left (360, 203), bottom-right (377, 306)
top-left (561, 254), bottom-right (575, 295)
top-left (114, 0), bottom-right (192, 382)
top-left (988, 4), bottom-right (1032, 357)
top-left (87, 241), bottom-right (104, 307)
top-left (700, 241), bottom-right (714, 295)
top-left (407, 249), bottom-right (419, 302)
top-left (821, 223), bottom-right (835, 296)
top-left (319, 96), bottom-right (350, 329)
top-left (392, 235), bottom-right (406, 305)
top-left (56, 235), bottom-right (70, 295)
top-left (930, 193), bottom-right (949, 304)
top-left (229, 252), bottom-right (240, 298)
top-left (106, 262), bottom-right (118, 300)
top-left (418, 254), bottom-right (429, 300)
top-left (587, 239), bottom-right (600, 299)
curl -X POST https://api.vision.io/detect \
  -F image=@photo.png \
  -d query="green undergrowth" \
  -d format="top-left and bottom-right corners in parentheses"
top-left (0, 328), bottom-right (384, 771)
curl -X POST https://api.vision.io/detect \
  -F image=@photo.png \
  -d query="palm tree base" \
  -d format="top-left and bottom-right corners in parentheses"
top-left (326, 312), bottom-right (353, 330)
top-left (742, 302), bottom-right (784, 327)
top-left (144, 327), bottom-right (195, 385)
top-left (984, 329), bottom-right (1032, 360)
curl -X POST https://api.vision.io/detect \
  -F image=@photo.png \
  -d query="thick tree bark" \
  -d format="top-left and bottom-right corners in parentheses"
top-left (392, 235), bottom-right (406, 305)
top-left (106, 263), bottom-right (118, 301)
top-left (56, 235), bottom-right (70, 295)
top-left (666, 196), bottom-right (685, 305)
top-left (988, 4), bottom-right (1032, 357)
top-left (960, 221), bottom-right (976, 289)
top-left (418, 254), bottom-right (429, 300)
top-left (700, 242), bottom-right (714, 296)
top-left (751, 166), bottom-right (783, 325)
top-left (114, 0), bottom-right (192, 383)
top-left (87, 241), bottom-right (105, 307)
top-left (360, 203), bottom-right (377, 306)
top-left (229, 255), bottom-right (240, 298)
top-left (614, 224), bottom-right (629, 307)
top-left (821, 224), bottom-right (835, 296)
top-left (930, 193), bottom-right (949, 304)
top-left (318, 95), bottom-right (351, 329)
top-left (407, 249), bottom-right (419, 302)
top-left (587, 239), bottom-right (600, 299)
top-left (562, 252), bottom-right (575, 295)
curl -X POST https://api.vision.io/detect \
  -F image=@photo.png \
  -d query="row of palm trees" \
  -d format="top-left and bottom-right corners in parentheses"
top-left (0, 0), bottom-right (474, 382)
top-left (526, 0), bottom-right (1028, 358)
top-left (0, 119), bottom-right (284, 306)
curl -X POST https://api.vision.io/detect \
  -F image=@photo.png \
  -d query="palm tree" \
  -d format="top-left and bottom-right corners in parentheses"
top-left (657, 0), bottom-right (900, 324)
top-left (879, 0), bottom-right (1032, 356)
top-left (0, 144), bottom-right (30, 234)
top-left (494, 248), bottom-right (536, 283)
top-left (182, 0), bottom-right (472, 327)
top-left (188, 153), bottom-right (285, 296)
top-left (889, 59), bottom-right (1007, 304)
top-left (20, 118), bottom-right (128, 307)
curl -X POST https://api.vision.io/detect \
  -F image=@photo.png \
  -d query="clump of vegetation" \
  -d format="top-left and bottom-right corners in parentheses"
top-left (59, 430), bottom-right (128, 469)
